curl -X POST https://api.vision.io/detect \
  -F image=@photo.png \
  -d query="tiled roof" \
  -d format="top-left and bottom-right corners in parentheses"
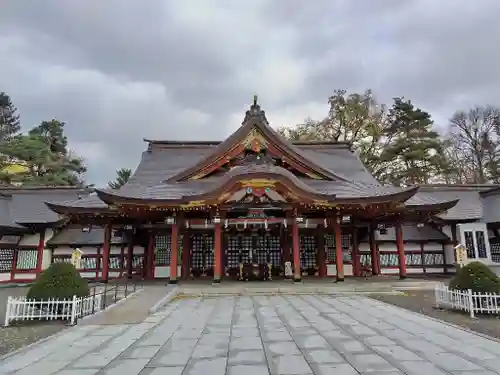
top-left (0, 187), bottom-right (85, 227)
top-left (481, 188), bottom-right (500, 223)
top-left (412, 185), bottom-right (492, 221)
top-left (0, 195), bottom-right (24, 229)
top-left (363, 224), bottom-right (450, 242)
top-left (46, 226), bottom-right (127, 247)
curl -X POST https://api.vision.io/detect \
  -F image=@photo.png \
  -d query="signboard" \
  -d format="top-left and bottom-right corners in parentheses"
top-left (454, 244), bottom-right (467, 267)
top-left (71, 248), bottom-right (84, 269)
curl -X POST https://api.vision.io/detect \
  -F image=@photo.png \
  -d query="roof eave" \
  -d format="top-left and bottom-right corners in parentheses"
top-left (45, 201), bottom-right (113, 215)
top-left (406, 199), bottom-right (460, 214)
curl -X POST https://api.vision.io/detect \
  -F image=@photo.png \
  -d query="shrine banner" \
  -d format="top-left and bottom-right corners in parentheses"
top-left (71, 248), bottom-right (84, 269)
top-left (454, 244), bottom-right (467, 267)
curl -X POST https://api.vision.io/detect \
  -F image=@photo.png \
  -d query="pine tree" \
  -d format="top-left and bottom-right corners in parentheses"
top-left (0, 92), bottom-right (21, 140)
top-left (379, 97), bottom-right (446, 186)
top-left (2, 119), bottom-right (86, 186)
top-left (108, 168), bottom-right (132, 189)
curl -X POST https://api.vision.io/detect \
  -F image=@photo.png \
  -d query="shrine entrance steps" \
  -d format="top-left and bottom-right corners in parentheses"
top-left (175, 276), bottom-right (444, 297)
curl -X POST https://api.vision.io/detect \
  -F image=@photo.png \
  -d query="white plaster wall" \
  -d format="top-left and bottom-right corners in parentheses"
top-left (491, 265), bottom-right (500, 276)
top-left (12, 273), bottom-right (36, 281)
top-left (53, 246), bottom-right (99, 256)
top-left (153, 265), bottom-right (182, 279)
top-left (326, 264), bottom-right (353, 277)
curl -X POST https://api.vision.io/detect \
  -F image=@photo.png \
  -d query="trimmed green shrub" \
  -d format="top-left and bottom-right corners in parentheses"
top-left (27, 262), bottom-right (89, 301)
top-left (449, 261), bottom-right (500, 294)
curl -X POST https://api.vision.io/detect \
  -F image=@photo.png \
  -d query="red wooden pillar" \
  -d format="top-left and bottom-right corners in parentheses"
top-left (102, 223), bottom-right (112, 283)
top-left (146, 233), bottom-right (155, 279)
top-left (213, 218), bottom-right (222, 283)
top-left (10, 248), bottom-right (19, 282)
top-left (352, 224), bottom-right (360, 277)
top-left (369, 224), bottom-right (379, 275)
top-left (292, 218), bottom-right (301, 282)
top-left (317, 226), bottom-right (326, 277)
top-left (96, 247), bottom-right (101, 280)
top-left (170, 221), bottom-right (179, 284)
top-left (35, 230), bottom-right (46, 276)
top-left (395, 222), bottom-right (407, 279)
top-left (126, 234), bottom-right (134, 279)
top-left (181, 229), bottom-right (191, 280)
top-left (334, 216), bottom-right (344, 281)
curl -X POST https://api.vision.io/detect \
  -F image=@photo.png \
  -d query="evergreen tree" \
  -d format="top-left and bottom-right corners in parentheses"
top-left (2, 119), bottom-right (86, 186)
top-left (379, 98), bottom-right (446, 186)
top-left (108, 168), bottom-right (132, 189)
top-left (278, 89), bottom-right (389, 180)
top-left (0, 92), bottom-right (21, 140)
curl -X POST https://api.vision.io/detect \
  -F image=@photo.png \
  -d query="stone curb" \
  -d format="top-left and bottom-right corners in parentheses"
top-left (367, 296), bottom-right (500, 344)
top-left (175, 290), bottom-right (404, 298)
top-left (148, 286), bottom-right (179, 314)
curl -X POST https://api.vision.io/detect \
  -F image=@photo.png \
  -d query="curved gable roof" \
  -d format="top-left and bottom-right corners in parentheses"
top-left (165, 101), bottom-right (345, 182)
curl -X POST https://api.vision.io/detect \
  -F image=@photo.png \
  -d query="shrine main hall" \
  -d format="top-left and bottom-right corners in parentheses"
top-left (41, 99), bottom-right (500, 283)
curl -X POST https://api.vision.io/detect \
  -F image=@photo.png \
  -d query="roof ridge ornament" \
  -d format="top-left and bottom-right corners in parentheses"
top-left (242, 94), bottom-right (269, 125)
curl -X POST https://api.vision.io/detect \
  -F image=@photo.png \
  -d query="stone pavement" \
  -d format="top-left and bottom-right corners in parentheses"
top-left (1, 295), bottom-right (500, 375)
top-left (80, 284), bottom-right (175, 325)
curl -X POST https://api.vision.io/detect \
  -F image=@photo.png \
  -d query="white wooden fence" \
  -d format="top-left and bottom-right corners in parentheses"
top-left (434, 284), bottom-right (500, 318)
top-left (4, 294), bottom-right (103, 327)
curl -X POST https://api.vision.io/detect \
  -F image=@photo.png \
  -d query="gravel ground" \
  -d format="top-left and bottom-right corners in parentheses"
top-left (370, 290), bottom-right (500, 340)
top-left (0, 321), bottom-right (67, 356)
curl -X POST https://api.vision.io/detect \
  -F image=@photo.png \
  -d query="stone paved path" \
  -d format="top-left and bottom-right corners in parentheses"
top-left (1, 295), bottom-right (500, 375)
top-left (80, 284), bottom-right (175, 325)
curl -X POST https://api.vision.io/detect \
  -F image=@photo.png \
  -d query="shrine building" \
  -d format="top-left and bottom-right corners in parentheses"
top-left (1, 99), bottom-right (499, 283)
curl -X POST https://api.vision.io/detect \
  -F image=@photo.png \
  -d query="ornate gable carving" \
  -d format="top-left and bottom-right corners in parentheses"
top-left (170, 98), bottom-right (337, 182)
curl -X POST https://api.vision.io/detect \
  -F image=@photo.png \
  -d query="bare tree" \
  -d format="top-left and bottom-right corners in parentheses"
top-left (445, 106), bottom-right (500, 184)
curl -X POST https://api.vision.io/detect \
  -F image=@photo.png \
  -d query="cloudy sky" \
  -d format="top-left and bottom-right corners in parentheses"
top-left (1, 0), bottom-right (500, 186)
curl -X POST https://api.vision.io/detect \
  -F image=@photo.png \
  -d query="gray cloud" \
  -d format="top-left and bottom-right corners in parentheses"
top-left (1, 0), bottom-right (499, 185)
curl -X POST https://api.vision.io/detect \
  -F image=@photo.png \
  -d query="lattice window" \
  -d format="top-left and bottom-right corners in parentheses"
top-left (80, 257), bottom-right (97, 269)
top-left (191, 234), bottom-right (214, 270)
top-left (16, 249), bottom-right (38, 270)
top-left (423, 253), bottom-right (444, 265)
top-left (155, 235), bottom-right (171, 266)
top-left (464, 231), bottom-right (475, 259)
top-left (267, 235), bottom-right (282, 267)
top-left (53, 256), bottom-right (71, 264)
top-left (226, 235), bottom-right (241, 269)
top-left (379, 253), bottom-right (399, 267)
top-left (254, 235), bottom-right (267, 264)
top-left (109, 256), bottom-right (122, 270)
top-left (240, 235), bottom-right (252, 264)
top-left (359, 253), bottom-right (372, 266)
top-left (300, 235), bottom-right (316, 269)
top-left (475, 231), bottom-right (487, 258)
top-left (491, 239), bottom-right (500, 263)
top-left (132, 254), bottom-right (143, 268)
top-left (325, 235), bottom-right (336, 263)
top-left (405, 253), bottom-right (422, 267)
top-left (205, 235), bottom-right (214, 269)
top-left (0, 249), bottom-right (14, 272)
top-left (341, 233), bottom-right (353, 264)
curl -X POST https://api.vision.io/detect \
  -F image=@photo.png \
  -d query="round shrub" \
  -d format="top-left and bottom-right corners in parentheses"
top-left (449, 261), bottom-right (500, 294)
top-left (27, 262), bottom-right (89, 301)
